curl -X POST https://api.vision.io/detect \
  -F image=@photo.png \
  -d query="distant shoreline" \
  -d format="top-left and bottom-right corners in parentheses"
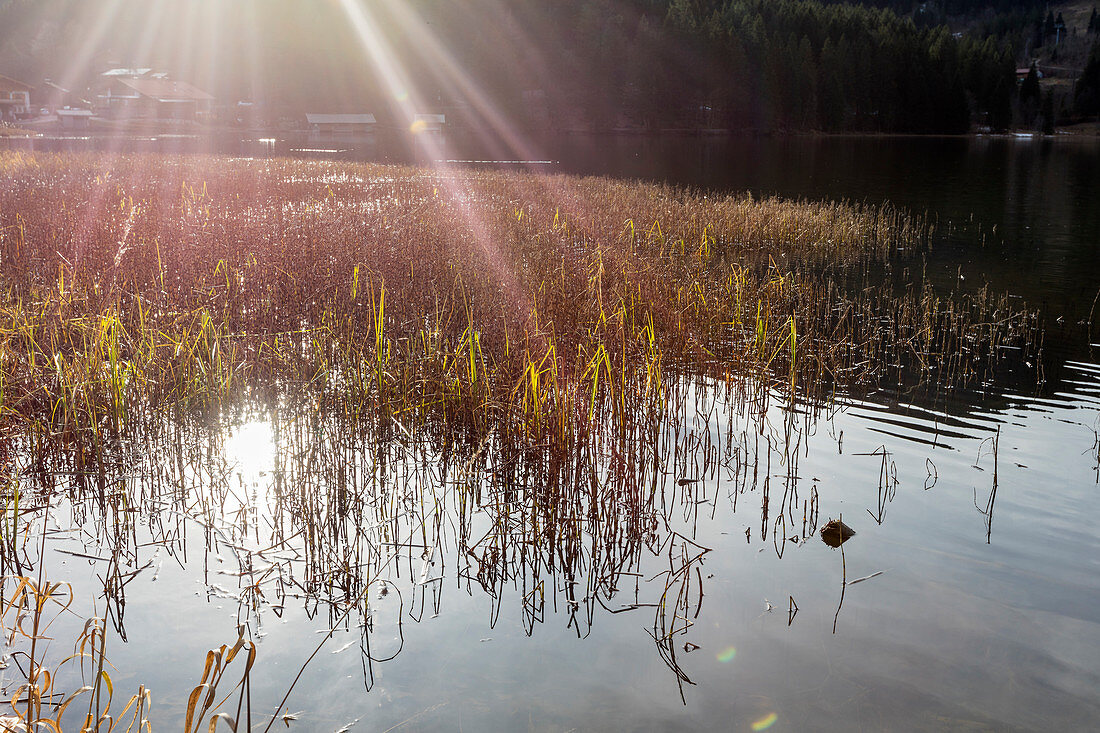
top-left (3, 120), bottom-right (1099, 144)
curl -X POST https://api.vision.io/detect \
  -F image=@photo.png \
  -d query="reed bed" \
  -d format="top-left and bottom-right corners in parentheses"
top-left (0, 152), bottom-right (1031, 454)
top-left (0, 151), bottom-right (1041, 727)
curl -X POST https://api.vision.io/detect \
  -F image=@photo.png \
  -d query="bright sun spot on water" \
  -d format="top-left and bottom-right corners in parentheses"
top-left (223, 421), bottom-right (276, 480)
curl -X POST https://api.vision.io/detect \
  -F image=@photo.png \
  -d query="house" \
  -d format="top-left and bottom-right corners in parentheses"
top-left (96, 70), bottom-right (213, 121)
top-left (412, 113), bottom-right (445, 133)
top-left (58, 108), bottom-right (94, 131)
top-left (102, 67), bottom-right (153, 78)
top-left (236, 101), bottom-right (261, 127)
top-left (1015, 66), bottom-right (1043, 83)
top-left (0, 74), bottom-right (34, 121)
top-left (38, 80), bottom-right (91, 114)
top-left (306, 113), bottom-right (377, 139)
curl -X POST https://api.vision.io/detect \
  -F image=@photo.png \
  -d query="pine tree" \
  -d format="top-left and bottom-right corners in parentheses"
top-left (1076, 39), bottom-right (1100, 119)
top-left (990, 77), bottom-right (1013, 132)
top-left (1021, 63), bottom-right (1040, 103)
top-left (1041, 90), bottom-right (1055, 134)
top-left (1020, 62), bottom-right (1041, 127)
top-left (817, 38), bottom-right (845, 131)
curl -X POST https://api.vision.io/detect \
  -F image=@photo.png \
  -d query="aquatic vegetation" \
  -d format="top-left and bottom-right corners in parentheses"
top-left (0, 153), bottom-right (1033, 454)
top-left (0, 151), bottom-right (1042, 727)
top-left (0, 576), bottom-right (152, 732)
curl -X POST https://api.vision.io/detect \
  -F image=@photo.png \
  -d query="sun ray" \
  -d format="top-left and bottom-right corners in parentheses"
top-left (363, 0), bottom-right (638, 294)
top-left (331, 0), bottom-right (554, 350)
top-left (242, 0), bottom-right (267, 110)
top-left (373, 0), bottom-right (544, 165)
top-left (54, 0), bottom-right (127, 94)
top-left (125, 1), bottom-right (169, 81)
top-left (337, 0), bottom-right (425, 128)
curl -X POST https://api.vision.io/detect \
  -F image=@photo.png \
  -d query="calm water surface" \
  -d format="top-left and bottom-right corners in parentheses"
top-left (8, 135), bottom-right (1100, 731)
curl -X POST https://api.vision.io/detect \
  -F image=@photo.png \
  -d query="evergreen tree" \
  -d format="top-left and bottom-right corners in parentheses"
top-left (1020, 61), bottom-right (1041, 109)
top-left (1076, 39), bottom-right (1100, 119)
top-left (1040, 89), bottom-right (1054, 134)
top-left (817, 37), bottom-right (846, 130)
top-left (795, 35), bottom-right (817, 127)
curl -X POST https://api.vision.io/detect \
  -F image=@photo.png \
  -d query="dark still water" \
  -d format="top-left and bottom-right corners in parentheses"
top-left (6, 135), bottom-right (1100, 731)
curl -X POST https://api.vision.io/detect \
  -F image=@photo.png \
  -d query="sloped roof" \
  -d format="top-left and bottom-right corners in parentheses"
top-left (116, 77), bottom-right (213, 102)
top-left (102, 68), bottom-right (152, 77)
top-left (42, 80), bottom-right (92, 108)
top-left (0, 74), bottom-right (34, 92)
top-left (306, 113), bottom-right (377, 125)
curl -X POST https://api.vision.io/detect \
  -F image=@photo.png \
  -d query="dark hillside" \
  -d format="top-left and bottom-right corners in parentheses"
top-left (0, 0), bottom-right (1053, 133)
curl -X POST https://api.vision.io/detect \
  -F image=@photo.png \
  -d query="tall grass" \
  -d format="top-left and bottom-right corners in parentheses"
top-left (0, 151), bottom-right (1040, 727)
top-left (0, 576), bottom-right (152, 732)
top-left (0, 153), bottom-right (1031, 458)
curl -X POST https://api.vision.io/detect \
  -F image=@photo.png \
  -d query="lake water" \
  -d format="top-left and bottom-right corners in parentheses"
top-left (5, 134), bottom-right (1100, 731)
